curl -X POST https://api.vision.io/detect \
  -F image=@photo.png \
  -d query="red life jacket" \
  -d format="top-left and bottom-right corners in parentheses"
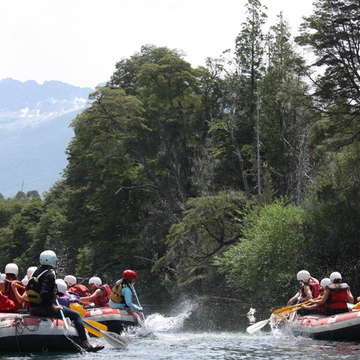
top-left (69, 284), bottom-right (91, 297)
top-left (300, 279), bottom-right (320, 300)
top-left (4, 280), bottom-right (24, 310)
top-left (93, 284), bottom-right (111, 307)
top-left (309, 279), bottom-right (321, 298)
top-left (0, 293), bottom-right (16, 311)
top-left (327, 283), bottom-right (349, 311)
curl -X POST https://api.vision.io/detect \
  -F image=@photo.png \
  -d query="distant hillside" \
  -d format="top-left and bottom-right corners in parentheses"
top-left (0, 79), bottom-right (93, 197)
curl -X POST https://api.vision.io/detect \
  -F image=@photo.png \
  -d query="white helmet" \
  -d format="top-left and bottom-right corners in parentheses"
top-left (64, 275), bottom-right (77, 287)
top-left (5, 263), bottom-right (19, 276)
top-left (320, 277), bottom-right (331, 288)
top-left (297, 270), bottom-right (311, 282)
top-left (39, 250), bottom-right (57, 267)
top-left (56, 279), bottom-right (68, 295)
top-left (27, 266), bottom-right (37, 278)
top-left (89, 276), bottom-right (102, 287)
top-left (330, 271), bottom-right (342, 282)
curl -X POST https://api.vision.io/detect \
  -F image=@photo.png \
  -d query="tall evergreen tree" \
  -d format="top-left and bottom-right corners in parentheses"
top-left (297, 0), bottom-right (360, 148)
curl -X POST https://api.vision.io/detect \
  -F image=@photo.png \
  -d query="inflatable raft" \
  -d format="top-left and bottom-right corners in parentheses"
top-left (0, 312), bottom-right (81, 353)
top-left (83, 307), bottom-right (137, 333)
top-left (288, 310), bottom-right (360, 341)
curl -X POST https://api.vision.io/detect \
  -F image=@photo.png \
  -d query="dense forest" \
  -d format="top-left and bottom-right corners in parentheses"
top-left (1, 0), bottom-right (360, 308)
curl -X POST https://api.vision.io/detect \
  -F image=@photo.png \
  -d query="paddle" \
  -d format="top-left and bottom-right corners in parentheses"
top-left (246, 300), bottom-right (315, 334)
top-left (69, 303), bottom-right (128, 348)
top-left (68, 303), bottom-right (108, 337)
top-left (56, 300), bottom-right (86, 352)
top-left (130, 284), bottom-right (145, 322)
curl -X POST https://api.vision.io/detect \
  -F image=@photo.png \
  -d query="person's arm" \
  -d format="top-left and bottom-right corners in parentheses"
top-left (39, 271), bottom-right (56, 304)
top-left (80, 289), bottom-right (101, 304)
top-left (301, 285), bottom-right (313, 301)
top-left (123, 287), bottom-right (141, 311)
top-left (302, 290), bottom-right (329, 310)
top-left (287, 292), bottom-right (300, 305)
top-left (347, 288), bottom-right (354, 304)
top-left (11, 281), bottom-right (29, 303)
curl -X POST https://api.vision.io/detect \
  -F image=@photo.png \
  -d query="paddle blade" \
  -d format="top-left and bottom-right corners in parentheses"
top-left (246, 319), bottom-right (269, 334)
top-left (70, 302), bottom-right (87, 316)
top-left (86, 320), bottom-right (108, 331)
top-left (83, 320), bottom-right (108, 337)
top-left (101, 330), bottom-right (128, 349)
top-left (85, 324), bottom-right (103, 338)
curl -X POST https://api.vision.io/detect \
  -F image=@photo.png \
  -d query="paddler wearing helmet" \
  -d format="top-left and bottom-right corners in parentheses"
top-left (287, 270), bottom-right (320, 305)
top-left (27, 250), bottom-right (104, 352)
top-left (109, 269), bottom-right (143, 323)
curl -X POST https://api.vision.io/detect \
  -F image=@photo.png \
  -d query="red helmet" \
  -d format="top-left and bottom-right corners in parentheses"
top-left (122, 269), bottom-right (137, 280)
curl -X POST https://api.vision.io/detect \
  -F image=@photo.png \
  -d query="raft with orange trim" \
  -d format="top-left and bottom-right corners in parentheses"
top-left (0, 312), bottom-right (81, 353)
top-left (288, 310), bottom-right (360, 341)
top-left (83, 307), bottom-right (137, 333)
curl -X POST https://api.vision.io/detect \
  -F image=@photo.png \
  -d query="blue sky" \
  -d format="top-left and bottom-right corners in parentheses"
top-left (1, 0), bottom-right (314, 88)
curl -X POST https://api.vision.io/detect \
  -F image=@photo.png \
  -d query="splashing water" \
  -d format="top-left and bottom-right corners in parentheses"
top-left (143, 299), bottom-right (197, 332)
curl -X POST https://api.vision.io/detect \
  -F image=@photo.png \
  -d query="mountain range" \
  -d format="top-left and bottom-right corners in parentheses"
top-left (0, 78), bottom-right (93, 197)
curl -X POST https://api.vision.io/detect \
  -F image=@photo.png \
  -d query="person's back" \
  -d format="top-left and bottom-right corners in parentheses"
top-left (325, 272), bottom-right (353, 315)
top-left (69, 284), bottom-right (91, 297)
top-left (27, 265), bottom-right (56, 313)
top-left (2, 263), bottom-right (25, 311)
top-left (64, 275), bottom-right (91, 297)
top-left (29, 250), bottom-right (103, 352)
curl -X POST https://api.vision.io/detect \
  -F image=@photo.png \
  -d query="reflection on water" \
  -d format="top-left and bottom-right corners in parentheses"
top-left (3, 301), bottom-right (360, 360)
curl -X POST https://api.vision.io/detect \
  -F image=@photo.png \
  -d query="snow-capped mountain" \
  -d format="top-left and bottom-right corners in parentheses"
top-left (0, 78), bottom-right (93, 197)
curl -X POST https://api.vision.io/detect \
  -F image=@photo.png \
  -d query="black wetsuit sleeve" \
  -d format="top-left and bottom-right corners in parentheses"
top-left (40, 270), bottom-right (56, 305)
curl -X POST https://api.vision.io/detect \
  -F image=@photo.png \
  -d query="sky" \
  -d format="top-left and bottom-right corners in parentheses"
top-left (1, 0), bottom-right (315, 88)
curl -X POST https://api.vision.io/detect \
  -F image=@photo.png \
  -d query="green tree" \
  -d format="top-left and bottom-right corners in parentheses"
top-left (216, 199), bottom-right (306, 304)
top-left (157, 191), bottom-right (251, 294)
top-left (0, 198), bottom-right (43, 266)
top-left (15, 191), bottom-right (26, 200)
top-left (260, 13), bottom-right (317, 201)
top-left (26, 190), bottom-right (40, 199)
top-left (296, 0), bottom-right (360, 148)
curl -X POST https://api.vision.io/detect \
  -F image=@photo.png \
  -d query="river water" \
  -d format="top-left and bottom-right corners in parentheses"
top-left (6, 301), bottom-right (360, 360)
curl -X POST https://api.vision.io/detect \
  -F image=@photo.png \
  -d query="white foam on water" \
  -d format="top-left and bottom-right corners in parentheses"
top-left (143, 299), bottom-right (197, 332)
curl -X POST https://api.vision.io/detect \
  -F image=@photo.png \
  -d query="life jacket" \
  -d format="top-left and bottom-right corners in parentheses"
top-left (25, 269), bottom-right (49, 304)
top-left (309, 279), bottom-right (321, 298)
top-left (68, 284), bottom-right (91, 297)
top-left (4, 279), bottom-right (24, 310)
top-left (327, 283), bottom-right (349, 311)
top-left (93, 284), bottom-right (111, 307)
top-left (0, 293), bottom-right (16, 311)
top-left (111, 283), bottom-right (125, 304)
top-left (300, 279), bottom-right (321, 300)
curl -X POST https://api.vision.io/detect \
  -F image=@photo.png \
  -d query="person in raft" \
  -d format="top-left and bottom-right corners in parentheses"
top-left (303, 271), bottom-right (354, 315)
top-left (109, 269), bottom-right (143, 324)
top-left (21, 266), bottom-right (37, 286)
top-left (0, 263), bottom-right (26, 310)
top-left (27, 250), bottom-right (103, 352)
top-left (80, 276), bottom-right (112, 308)
top-left (64, 275), bottom-right (91, 297)
top-left (287, 270), bottom-right (320, 305)
top-left (56, 279), bottom-right (81, 307)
